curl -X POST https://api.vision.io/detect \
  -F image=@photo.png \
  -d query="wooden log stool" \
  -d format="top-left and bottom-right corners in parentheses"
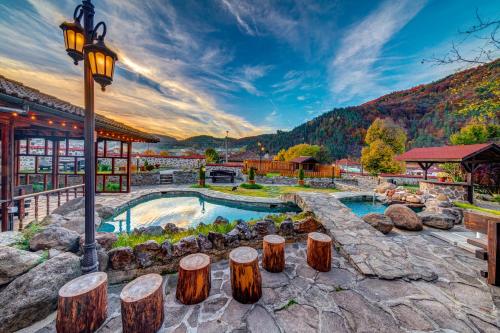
top-left (120, 273), bottom-right (164, 333)
top-left (307, 232), bottom-right (332, 272)
top-left (56, 272), bottom-right (108, 333)
top-left (176, 253), bottom-right (211, 305)
top-left (262, 234), bottom-right (286, 273)
top-left (229, 246), bottom-right (262, 304)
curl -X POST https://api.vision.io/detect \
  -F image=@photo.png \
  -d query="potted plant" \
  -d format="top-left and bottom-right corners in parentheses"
top-left (436, 172), bottom-right (449, 182)
top-left (199, 165), bottom-right (206, 187)
top-left (248, 167), bottom-right (256, 185)
top-left (298, 167), bottom-right (305, 186)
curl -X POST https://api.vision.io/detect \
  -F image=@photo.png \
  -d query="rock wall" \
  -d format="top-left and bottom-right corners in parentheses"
top-left (419, 181), bottom-right (468, 201)
top-left (380, 175), bottom-right (423, 186)
top-left (255, 176), bottom-right (335, 188)
top-left (173, 171), bottom-right (198, 184)
top-left (131, 172), bottom-right (160, 186)
top-left (137, 157), bottom-right (204, 170)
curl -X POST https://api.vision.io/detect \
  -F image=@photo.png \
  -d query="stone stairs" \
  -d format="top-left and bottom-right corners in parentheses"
top-left (160, 174), bottom-right (173, 185)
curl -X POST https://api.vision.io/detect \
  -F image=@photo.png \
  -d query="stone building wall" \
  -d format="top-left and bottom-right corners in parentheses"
top-left (137, 157), bottom-right (205, 170)
top-left (419, 181), bottom-right (468, 201)
top-left (173, 171), bottom-right (198, 184)
top-left (131, 173), bottom-right (160, 186)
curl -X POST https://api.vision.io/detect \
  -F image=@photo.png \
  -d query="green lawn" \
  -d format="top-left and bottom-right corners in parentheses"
top-left (208, 184), bottom-right (339, 198)
top-left (453, 202), bottom-right (500, 216)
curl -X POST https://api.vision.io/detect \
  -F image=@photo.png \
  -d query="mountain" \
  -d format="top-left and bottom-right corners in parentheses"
top-left (135, 60), bottom-right (499, 159)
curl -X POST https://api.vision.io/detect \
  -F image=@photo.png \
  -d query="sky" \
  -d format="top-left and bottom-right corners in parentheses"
top-left (0, 0), bottom-right (498, 139)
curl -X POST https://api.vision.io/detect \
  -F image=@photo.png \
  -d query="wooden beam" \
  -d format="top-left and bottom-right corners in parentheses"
top-left (487, 220), bottom-right (500, 286)
top-left (1, 122), bottom-right (14, 231)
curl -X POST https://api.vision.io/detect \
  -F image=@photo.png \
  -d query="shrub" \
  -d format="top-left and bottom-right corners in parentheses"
top-left (199, 165), bottom-right (206, 182)
top-left (248, 167), bottom-right (255, 181)
top-left (240, 183), bottom-right (263, 189)
top-left (15, 222), bottom-right (44, 250)
top-left (298, 167), bottom-right (305, 181)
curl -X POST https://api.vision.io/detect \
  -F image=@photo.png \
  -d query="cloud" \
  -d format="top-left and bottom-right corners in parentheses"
top-left (329, 0), bottom-right (427, 103)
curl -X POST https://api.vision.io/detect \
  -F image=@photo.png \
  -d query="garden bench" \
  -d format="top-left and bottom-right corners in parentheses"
top-left (209, 170), bottom-right (235, 183)
top-left (120, 273), bottom-right (164, 333)
top-left (464, 210), bottom-right (500, 285)
top-left (176, 253), bottom-right (211, 305)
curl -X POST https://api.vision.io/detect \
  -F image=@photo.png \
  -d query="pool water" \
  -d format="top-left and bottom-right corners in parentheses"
top-left (99, 195), bottom-right (300, 233)
top-left (341, 200), bottom-right (388, 217)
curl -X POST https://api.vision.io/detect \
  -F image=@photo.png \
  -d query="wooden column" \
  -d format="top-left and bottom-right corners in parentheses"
top-left (307, 232), bottom-right (332, 272)
top-left (418, 162), bottom-right (433, 180)
top-left (229, 246), bottom-right (262, 304)
top-left (126, 141), bottom-right (132, 193)
top-left (56, 272), bottom-right (108, 333)
top-left (120, 273), bottom-right (164, 333)
top-left (176, 253), bottom-right (211, 305)
top-left (1, 122), bottom-right (14, 231)
top-left (52, 139), bottom-right (59, 190)
top-left (487, 220), bottom-right (500, 286)
top-left (262, 235), bottom-right (285, 273)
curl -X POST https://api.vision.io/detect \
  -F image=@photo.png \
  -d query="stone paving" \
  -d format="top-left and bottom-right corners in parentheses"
top-left (31, 239), bottom-right (499, 333)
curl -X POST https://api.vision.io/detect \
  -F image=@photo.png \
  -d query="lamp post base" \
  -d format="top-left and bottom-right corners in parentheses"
top-left (81, 242), bottom-right (99, 273)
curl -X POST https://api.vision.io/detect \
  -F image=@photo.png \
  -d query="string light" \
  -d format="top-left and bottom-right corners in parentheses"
top-left (48, 120), bottom-right (54, 125)
top-left (73, 125), bottom-right (78, 129)
top-left (11, 112), bottom-right (18, 117)
top-left (62, 122), bottom-right (66, 127)
top-left (30, 115), bottom-right (36, 120)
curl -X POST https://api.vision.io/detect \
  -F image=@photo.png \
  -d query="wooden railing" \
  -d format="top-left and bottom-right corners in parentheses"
top-left (12, 184), bottom-right (85, 229)
top-left (243, 160), bottom-right (341, 178)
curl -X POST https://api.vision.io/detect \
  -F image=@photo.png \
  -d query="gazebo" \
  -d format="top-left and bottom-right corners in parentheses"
top-left (0, 75), bottom-right (158, 231)
top-left (396, 143), bottom-right (500, 203)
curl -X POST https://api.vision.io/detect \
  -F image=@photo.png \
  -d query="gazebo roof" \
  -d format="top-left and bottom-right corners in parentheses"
top-left (290, 156), bottom-right (319, 164)
top-left (395, 143), bottom-right (500, 163)
top-left (0, 75), bottom-right (158, 143)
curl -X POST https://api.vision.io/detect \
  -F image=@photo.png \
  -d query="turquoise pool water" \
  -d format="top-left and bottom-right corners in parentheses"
top-left (341, 200), bottom-right (388, 217)
top-left (99, 194), bottom-right (300, 233)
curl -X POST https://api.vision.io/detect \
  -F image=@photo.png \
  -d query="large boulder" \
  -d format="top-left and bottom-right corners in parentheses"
top-left (95, 204), bottom-right (115, 220)
top-left (133, 225), bottom-right (164, 236)
top-left (293, 216), bottom-right (320, 233)
top-left (234, 221), bottom-right (253, 240)
top-left (0, 246), bottom-right (41, 286)
top-left (80, 232), bottom-right (117, 251)
top-left (375, 182), bottom-right (396, 194)
top-left (158, 240), bottom-right (174, 262)
top-left (196, 234), bottom-right (213, 252)
top-left (224, 229), bottom-right (240, 247)
top-left (173, 236), bottom-right (199, 256)
top-left (279, 218), bottom-right (294, 236)
top-left (213, 216), bottom-right (229, 226)
top-left (134, 240), bottom-right (160, 268)
top-left (405, 195), bottom-right (422, 204)
top-left (108, 246), bottom-right (136, 270)
top-left (42, 212), bottom-right (100, 234)
top-left (29, 226), bottom-right (80, 252)
top-left (418, 212), bottom-right (455, 230)
top-left (384, 204), bottom-right (423, 231)
top-left (164, 223), bottom-right (182, 234)
top-left (0, 252), bottom-right (81, 333)
top-left (51, 197), bottom-right (84, 216)
top-left (362, 213), bottom-right (394, 234)
top-left (0, 231), bottom-right (22, 247)
top-left (208, 232), bottom-right (225, 250)
top-left (253, 219), bottom-right (277, 238)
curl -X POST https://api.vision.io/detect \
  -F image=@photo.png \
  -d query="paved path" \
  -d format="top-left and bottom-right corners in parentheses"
top-left (30, 240), bottom-right (499, 332)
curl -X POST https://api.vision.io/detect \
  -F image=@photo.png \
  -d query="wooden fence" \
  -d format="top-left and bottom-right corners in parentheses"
top-left (243, 160), bottom-right (340, 178)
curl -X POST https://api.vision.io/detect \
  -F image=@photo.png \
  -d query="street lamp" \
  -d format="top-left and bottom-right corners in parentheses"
top-left (258, 143), bottom-right (266, 170)
top-left (60, 0), bottom-right (118, 274)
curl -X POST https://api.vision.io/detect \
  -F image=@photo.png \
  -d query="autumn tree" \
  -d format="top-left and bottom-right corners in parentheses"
top-left (361, 118), bottom-right (406, 175)
top-left (276, 144), bottom-right (330, 163)
top-left (450, 122), bottom-right (499, 145)
top-left (274, 149), bottom-right (286, 161)
top-left (205, 148), bottom-right (219, 163)
top-left (159, 150), bottom-right (170, 157)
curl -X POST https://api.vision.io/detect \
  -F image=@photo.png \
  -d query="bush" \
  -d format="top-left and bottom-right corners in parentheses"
top-left (298, 167), bottom-right (305, 180)
top-left (240, 183), bottom-right (263, 189)
top-left (248, 167), bottom-right (255, 181)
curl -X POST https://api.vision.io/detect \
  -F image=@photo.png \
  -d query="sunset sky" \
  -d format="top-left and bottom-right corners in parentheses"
top-left (0, 0), bottom-right (498, 138)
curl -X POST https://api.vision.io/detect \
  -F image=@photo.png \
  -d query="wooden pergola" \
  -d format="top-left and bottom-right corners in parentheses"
top-left (0, 75), bottom-right (158, 231)
top-left (396, 143), bottom-right (500, 204)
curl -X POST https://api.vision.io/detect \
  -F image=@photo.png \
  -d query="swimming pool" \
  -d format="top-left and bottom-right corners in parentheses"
top-left (340, 197), bottom-right (422, 217)
top-left (99, 194), bottom-right (300, 233)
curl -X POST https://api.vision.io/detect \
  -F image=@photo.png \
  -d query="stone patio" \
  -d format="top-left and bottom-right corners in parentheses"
top-left (27, 237), bottom-right (499, 333)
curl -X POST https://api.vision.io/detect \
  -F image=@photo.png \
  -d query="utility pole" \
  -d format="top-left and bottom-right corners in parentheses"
top-left (225, 130), bottom-right (229, 163)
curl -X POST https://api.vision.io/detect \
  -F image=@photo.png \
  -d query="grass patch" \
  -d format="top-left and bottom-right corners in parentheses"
top-left (190, 184), bottom-right (212, 189)
top-left (15, 222), bottom-right (44, 250)
top-left (453, 202), bottom-right (500, 216)
top-left (112, 221), bottom-right (237, 248)
top-left (209, 185), bottom-right (338, 198)
top-left (277, 299), bottom-right (298, 311)
top-left (401, 184), bottom-right (419, 194)
top-left (265, 172), bottom-right (281, 178)
top-left (240, 183), bottom-right (264, 189)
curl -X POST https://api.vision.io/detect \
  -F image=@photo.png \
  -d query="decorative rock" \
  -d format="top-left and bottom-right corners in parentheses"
top-left (134, 240), bottom-right (161, 268)
top-left (0, 231), bottom-right (22, 247)
top-left (158, 240), bottom-right (174, 262)
top-left (441, 208), bottom-right (463, 224)
top-left (418, 212), bottom-right (455, 230)
top-left (385, 204), bottom-right (423, 231)
top-left (80, 232), bottom-right (117, 251)
top-left (234, 221), bottom-right (253, 240)
top-left (362, 213), bottom-right (394, 234)
top-left (0, 245), bottom-right (41, 286)
top-left (253, 219), bottom-right (276, 238)
top-left (208, 232), bottom-right (225, 250)
top-left (164, 223), bottom-right (181, 234)
top-left (213, 216), bottom-right (229, 225)
top-left (108, 247), bottom-right (136, 270)
top-left (224, 229), bottom-right (240, 247)
top-left (29, 226), bottom-right (80, 252)
top-left (279, 218), bottom-right (294, 236)
top-left (0, 252), bottom-right (81, 333)
top-left (293, 216), bottom-right (321, 233)
top-left (405, 195), bottom-right (422, 204)
top-left (97, 248), bottom-right (109, 272)
top-left (134, 225), bottom-right (164, 236)
top-left (375, 182), bottom-right (396, 194)
top-left (436, 194), bottom-right (449, 201)
top-left (96, 205), bottom-right (115, 220)
top-left (197, 234), bottom-right (213, 252)
top-left (173, 236), bottom-right (199, 256)
top-left (48, 248), bottom-right (63, 259)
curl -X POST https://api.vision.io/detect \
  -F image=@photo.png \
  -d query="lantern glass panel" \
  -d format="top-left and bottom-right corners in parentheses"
top-left (89, 52), bottom-right (97, 74)
top-left (105, 56), bottom-right (113, 77)
top-left (75, 32), bottom-right (84, 53)
top-left (96, 52), bottom-right (105, 75)
top-left (67, 29), bottom-right (75, 50)
top-left (63, 30), bottom-right (68, 49)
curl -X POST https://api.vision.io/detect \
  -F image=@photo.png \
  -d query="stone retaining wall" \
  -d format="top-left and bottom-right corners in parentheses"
top-left (172, 171), bottom-right (198, 184)
top-left (419, 181), bottom-right (468, 201)
top-left (131, 172), bottom-right (160, 186)
top-left (255, 175), bottom-right (335, 188)
top-left (137, 157), bottom-right (204, 170)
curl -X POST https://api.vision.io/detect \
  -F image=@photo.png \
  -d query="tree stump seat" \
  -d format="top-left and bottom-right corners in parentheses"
top-left (230, 246), bottom-right (262, 304)
top-left (176, 253), bottom-right (211, 305)
top-left (56, 272), bottom-right (108, 333)
top-left (307, 232), bottom-right (332, 272)
top-left (120, 273), bottom-right (164, 333)
top-left (262, 234), bottom-right (285, 273)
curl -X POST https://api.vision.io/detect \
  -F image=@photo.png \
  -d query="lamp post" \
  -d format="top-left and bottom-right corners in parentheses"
top-left (257, 142), bottom-right (265, 170)
top-left (225, 130), bottom-right (229, 164)
top-left (60, 0), bottom-right (117, 273)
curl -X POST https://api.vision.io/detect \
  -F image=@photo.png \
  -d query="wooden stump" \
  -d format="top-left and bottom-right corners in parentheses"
top-left (230, 246), bottom-right (262, 304)
top-left (307, 232), bottom-right (332, 272)
top-left (120, 273), bottom-right (164, 333)
top-left (176, 253), bottom-right (211, 305)
top-left (56, 272), bottom-right (108, 333)
top-left (262, 235), bottom-right (285, 273)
